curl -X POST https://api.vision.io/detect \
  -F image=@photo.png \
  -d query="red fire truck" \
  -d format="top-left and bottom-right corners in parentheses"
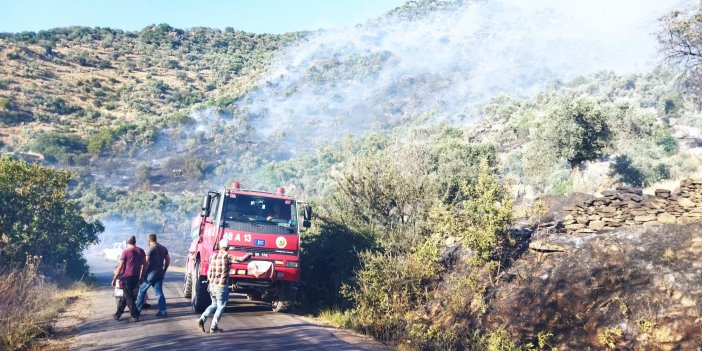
top-left (183, 183), bottom-right (311, 312)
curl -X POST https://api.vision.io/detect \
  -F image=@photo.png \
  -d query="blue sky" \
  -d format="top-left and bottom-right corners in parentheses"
top-left (0, 0), bottom-right (408, 34)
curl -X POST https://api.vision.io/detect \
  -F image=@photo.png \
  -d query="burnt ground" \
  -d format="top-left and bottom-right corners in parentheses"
top-left (485, 222), bottom-right (702, 350)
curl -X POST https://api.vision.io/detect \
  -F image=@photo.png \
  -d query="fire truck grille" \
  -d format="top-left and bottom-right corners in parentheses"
top-left (225, 221), bottom-right (297, 235)
top-left (229, 246), bottom-right (296, 256)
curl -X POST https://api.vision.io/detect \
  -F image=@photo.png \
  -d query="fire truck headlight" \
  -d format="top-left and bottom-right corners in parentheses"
top-left (285, 261), bottom-right (300, 268)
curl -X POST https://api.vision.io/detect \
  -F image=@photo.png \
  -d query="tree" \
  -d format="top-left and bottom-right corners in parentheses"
top-left (658, 8), bottom-right (702, 102)
top-left (609, 155), bottom-right (645, 187)
top-left (0, 156), bottom-right (103, 278)
top-left (533, 95), bottom-right (612, 167)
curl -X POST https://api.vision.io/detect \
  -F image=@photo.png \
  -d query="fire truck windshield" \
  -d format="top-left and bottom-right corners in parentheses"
top-left (222, 194), bottom-right (297, 230)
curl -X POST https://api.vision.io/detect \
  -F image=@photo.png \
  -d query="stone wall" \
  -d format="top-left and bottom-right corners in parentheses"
top-left (562, 179), bottom-right (702, 234)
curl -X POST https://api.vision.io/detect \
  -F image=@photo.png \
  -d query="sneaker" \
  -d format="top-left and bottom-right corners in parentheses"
top-left (155, 311), bottom-right (167, 318)
top-left (129, 316), bottom-right (140, 323)
top-left (113, 313), bottom-right (121, 321)
top-left (209, 326), bottom-right (224, 333)
top-left (197, 319), bottom-right (206, 333)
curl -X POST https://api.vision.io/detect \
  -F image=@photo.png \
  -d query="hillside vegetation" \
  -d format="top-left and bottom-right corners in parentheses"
top-left (0, 25), bottom-right (304, 156)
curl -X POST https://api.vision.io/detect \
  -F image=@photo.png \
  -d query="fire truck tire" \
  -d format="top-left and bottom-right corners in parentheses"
top-left (271, 299), bottom-right (291, 313)
top-left (271, 283), bottom-right (295, 312)
top-left (191, 261), bottom-right (211, 313)
top-left (183, 271), bottom-right (192, 298)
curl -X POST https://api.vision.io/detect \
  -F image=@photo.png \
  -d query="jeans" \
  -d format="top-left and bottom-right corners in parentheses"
top-left (199, 285), bottom-right (229, 329)
top-left (116, 276), bottom-right (139, 318)
top-left (136, 271), bottom-right (166, 313)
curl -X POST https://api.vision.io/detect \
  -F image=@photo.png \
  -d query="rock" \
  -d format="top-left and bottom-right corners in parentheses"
top-left (677, 197), bottom-right (695, 208)
top-left (627, 201), bottom-right (642, 208)
top-left (616, 186), bottom-right (643, 195)
top-left (528, 241), bottom-right (570, 253)
top-left (644, 201), bottom-right (662, 209)
top-left (600, 206), bottom-right (616, 213)
top-left (677, 216), bottom-right (696, 224)
top-left (654, 325), bottom-right (684, 343)
top-left (563, 214), bottom-right (574, 222)
top-left (588, 215), bottom-right (601, 221)
top-left (630, 210), bottom-right (648, 216)
top-left (628, 194), bottom-right (644, 202)
top-left (655, 189), bottom-right (671, 198)
top-left (592, 198), bottom-right (611, 205)
top-left (565, 223), bottom-right (586, 230)
top-left (681, 296), bottom-right (696, 307)
top-left (657, 213), bottom-right (677, 224)
top-left (634, 214), bottom-right (657, 222)
top-left (576, 216), bottom-right (590, 224)
top-left (588, 220), bottom-right (606, 231)
top-left (601, 190), bottom-right (618, 197)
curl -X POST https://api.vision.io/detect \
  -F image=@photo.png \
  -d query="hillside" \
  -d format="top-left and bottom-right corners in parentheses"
top-left (0, 25), bottom-right (304, 156)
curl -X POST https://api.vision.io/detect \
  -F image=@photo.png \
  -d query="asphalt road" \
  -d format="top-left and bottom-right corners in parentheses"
top-left (72, 253), bottom-right (389, 351)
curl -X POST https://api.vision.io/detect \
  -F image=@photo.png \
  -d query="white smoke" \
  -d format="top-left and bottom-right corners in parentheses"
top-left (236, 0), bottom-right (693, 156)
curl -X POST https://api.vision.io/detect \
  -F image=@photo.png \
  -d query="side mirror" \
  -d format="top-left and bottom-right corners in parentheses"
top-left (303, 204), bottom-right (312, 221)
top-left (201, 194), bottom-right (212, 218)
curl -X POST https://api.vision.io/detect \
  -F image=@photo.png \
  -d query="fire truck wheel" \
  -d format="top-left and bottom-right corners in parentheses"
top-left (183, 271), bottom-right (192, 298)
top-left (191, 260), bottom-right (211, 313)
top-left (271, 299), bottom-right (291, 313)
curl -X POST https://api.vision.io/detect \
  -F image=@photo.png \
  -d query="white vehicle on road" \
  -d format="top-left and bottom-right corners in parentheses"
top-left (103, 242), bottom-right (125, 261)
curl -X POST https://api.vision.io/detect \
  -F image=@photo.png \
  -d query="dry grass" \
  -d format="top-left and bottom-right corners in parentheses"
top-left (0, 263), bottom-right (92, 351)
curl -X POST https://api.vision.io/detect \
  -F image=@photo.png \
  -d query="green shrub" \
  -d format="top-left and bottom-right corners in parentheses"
top-left (0, 97), bottom-right (10, 110)
top-left (347, 235), bottom-right (444, 343)
top-left (0, 156), bottom-right (103, 276)
top-left (656, 129), bottom-right (678, 156)
top-left (431, 159), bottom-right (513, 261)
top-left (29, 132), bottom-right (87, 164)
top-left (299, 219), bottom-right (375, 311)
top-left (44, 97), bottom-right (82, 115)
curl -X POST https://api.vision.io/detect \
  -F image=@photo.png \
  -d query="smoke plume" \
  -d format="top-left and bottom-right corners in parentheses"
top-left (237, 0), bottom-right (692, 156)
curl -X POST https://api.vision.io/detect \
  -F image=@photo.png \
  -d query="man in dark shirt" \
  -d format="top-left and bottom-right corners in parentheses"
top-left (135, 233), bottom-right (170, 317)
top-left (112, 235), bottom-right (145, 322)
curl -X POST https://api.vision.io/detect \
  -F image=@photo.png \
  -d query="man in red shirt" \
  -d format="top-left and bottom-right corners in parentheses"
top-left (111, 235), bottom-right (145, 322)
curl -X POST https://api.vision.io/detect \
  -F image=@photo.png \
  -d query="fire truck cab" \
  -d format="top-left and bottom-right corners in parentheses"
top-left (183, 183), bottom-right (311, 313)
